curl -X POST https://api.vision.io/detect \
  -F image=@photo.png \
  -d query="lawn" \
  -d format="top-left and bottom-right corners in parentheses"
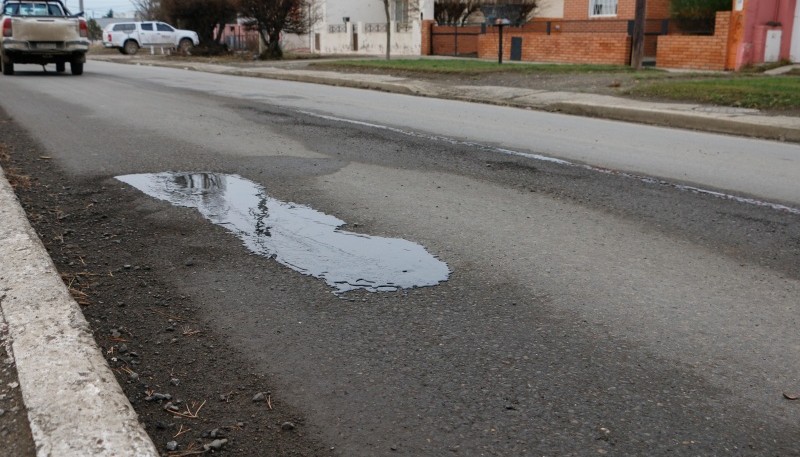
top-left (317, 59), bottom-right (800, 110)
top-left (629, 76), bottom-right (800, 110)
top-left (310, 58), bottom-right (644, 75)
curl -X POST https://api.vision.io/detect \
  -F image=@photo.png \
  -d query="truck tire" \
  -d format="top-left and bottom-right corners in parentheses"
top-left (71, 60), bottom-right (83, 75)
top-left (123, 40), bottom-right (139, 55)
top-left (56, 62), bottom-right (65, 73)
top-left (1, 60), bottom-right (13, 76)
top-left (178, 38), bottom-right (193, 54)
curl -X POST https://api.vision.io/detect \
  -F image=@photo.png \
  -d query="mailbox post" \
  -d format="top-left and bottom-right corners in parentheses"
top-left (495, 18), bottom-right (511, 64)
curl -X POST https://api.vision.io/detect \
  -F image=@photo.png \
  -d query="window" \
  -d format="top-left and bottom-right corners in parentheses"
top-left (19, 3), bottom-right (46, 15)
top-left (140, 23), bottom-right (153, 31)
top-left (47, 4), bottom-right (64, 15)
top-left (394, 0), bottom-right (409, 23)
top-left (590, 0), bottom-right (617, 16)
top-left (113, 23), bottom-right (136, 31)
top-left (156, 23), bottom-right (174, 32)
top-left (4, 1), bottom-right (63, 16)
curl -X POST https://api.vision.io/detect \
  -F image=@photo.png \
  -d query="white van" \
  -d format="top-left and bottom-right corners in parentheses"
top-left (102, 21), bottom-right (199, 55)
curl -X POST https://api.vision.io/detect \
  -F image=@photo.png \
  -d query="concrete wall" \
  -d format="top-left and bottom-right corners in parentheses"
top-left (282, 33), bottom-right (312, 52)
top-left (537, 0), bottom-right (566, 18)
top-left (322, 0), bottom-right (386, 24)
top-left (320, 20), bottom-right (421, 55)
top-left (321, 0), bottom-right (431, 23)
top-left (314, 0), bottom-right (424, 55)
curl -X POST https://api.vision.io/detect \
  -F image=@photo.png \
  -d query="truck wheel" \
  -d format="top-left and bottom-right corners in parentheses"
top-left (178, 38), bottom-right (193, 54)
top-left (71, 60), bottom-right (83, 75)
top-left (1, 60), bottom-right (13, 76)
top-left (56, 62), bottom-right (66, 73)
top-left (123, 40), bottom-right (139, 55)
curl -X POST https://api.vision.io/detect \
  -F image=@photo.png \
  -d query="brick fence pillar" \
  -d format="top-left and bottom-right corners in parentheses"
top-left (420, 19), bottom-right (435, 55)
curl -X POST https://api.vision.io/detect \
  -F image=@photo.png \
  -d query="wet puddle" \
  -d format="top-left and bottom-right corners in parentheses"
top-left (116, 173), bottom-right (450, 294)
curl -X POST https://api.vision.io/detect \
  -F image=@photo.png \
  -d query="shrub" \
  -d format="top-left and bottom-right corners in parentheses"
top-left (670, 0), bottom-right (731, 34)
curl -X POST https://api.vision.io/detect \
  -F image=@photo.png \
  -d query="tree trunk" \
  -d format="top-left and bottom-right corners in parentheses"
top-left (384, 0), bottom-right (391, 60)
top-left (258, 30), bottom-right (283, 60)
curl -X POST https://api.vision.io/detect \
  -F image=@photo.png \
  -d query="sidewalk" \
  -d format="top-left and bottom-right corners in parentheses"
top-left (92, 55), bottom-right (800, 143)
top-left (1, 55), bottom-right (799, 456)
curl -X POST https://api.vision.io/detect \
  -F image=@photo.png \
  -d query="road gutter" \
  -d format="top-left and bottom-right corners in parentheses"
top-left (0, 165), bottom-right (158, 457)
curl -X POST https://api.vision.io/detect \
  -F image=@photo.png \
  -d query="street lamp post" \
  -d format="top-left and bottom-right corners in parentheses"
top-left (495, 18), bottom-right (511, 65)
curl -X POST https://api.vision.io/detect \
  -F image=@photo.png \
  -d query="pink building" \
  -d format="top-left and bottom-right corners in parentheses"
top-left (733, 0), bottom-right (800, 68)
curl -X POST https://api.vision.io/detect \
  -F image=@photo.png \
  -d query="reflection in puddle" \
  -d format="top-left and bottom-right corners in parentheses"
top-left (116, 173), bottom-right (450, 294)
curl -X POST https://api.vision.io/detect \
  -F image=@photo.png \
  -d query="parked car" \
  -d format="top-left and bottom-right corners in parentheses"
top-left (102, 21), bottom-right (199, 55)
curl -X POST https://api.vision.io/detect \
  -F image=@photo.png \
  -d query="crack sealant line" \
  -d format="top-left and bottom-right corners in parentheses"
top-left (297, 110), bottom-right (800, 216)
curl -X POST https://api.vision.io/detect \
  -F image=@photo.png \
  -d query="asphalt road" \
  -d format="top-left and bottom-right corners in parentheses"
top-left (1, 62), bottom-right (800, 456)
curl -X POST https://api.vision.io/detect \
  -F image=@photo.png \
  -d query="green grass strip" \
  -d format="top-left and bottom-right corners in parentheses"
top-left (630, 76), bottom-right (800, 110)
top-left (311, 58), bottom-right (643, 75)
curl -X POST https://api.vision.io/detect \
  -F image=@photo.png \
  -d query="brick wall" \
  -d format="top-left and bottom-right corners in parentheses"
top-left (656, 11), bottom-right (731, 70)
top-left (478, 31), bottom-right (631, 65)
top-left (646, 0), bottom-right (671, 19)
top-left (564, 0), bottom-right (589, 19)
top-left (644, 35), bottom-right (658, 56)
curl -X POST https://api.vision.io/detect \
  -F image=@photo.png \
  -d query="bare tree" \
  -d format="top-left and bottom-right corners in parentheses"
top-left (382, 0), bottom-right (420, 60)
top-left (434, 0), bottom-right (481, 26)
top-left (480, 0), bottom-right (539, 26)
top-left (238, 0), bottom-right (312, 59)
top-left (382, 0), bottom-right (390, 60)
top-left (506, 0), bottom-right (538, 24)
top-left (132, 0), bottom-right (161, 20)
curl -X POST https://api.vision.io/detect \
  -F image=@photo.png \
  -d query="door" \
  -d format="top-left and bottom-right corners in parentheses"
top-left (156, 22), bottom-right (176, 45)
top-left (138, 22), bottom-right (157, 46)
top-left (510, 37), bottom-right (522, 61)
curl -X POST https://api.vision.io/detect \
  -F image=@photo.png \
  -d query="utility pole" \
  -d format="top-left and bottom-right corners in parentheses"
top-left (630, 0), bottom-right (646, 70)
top-left (79, 0), bottom-right (84, 13)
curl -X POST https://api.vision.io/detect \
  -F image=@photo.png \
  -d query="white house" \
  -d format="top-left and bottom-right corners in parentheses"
top-left (306, 0), bottom-right (435, 55)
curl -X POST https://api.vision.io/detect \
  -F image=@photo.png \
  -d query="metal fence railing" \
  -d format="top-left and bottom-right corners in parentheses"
top-left (223, 32), bottom-right (259, 51)
top-left (364, 23), bottom-right (388, 33)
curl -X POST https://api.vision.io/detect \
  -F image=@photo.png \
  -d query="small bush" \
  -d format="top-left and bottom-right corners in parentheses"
top-left (670, 0), bottom-right (731, 34)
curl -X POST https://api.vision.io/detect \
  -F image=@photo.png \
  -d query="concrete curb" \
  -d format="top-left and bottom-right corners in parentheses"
top-left (229, 69), bottom-right (420, 96)
top-left (0, 165), bottom-right (158, 457)
top-left (545, 102), bottom-right (800, 143)
top-left (91, 56), bottom-right (800, 144)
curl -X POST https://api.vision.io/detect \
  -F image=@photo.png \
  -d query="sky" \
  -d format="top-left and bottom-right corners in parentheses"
top-left (63, 0), bottom-right (137, 19)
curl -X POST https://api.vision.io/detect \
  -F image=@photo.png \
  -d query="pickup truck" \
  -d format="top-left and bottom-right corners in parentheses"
top-left (1, 0), bottom-right (89, 75)
top-left (102, 21), bottom-right (199, 55)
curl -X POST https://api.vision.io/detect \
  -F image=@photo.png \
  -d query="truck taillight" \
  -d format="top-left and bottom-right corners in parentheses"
top-left (78, 19), bottom-right (88, 38)
top-left (2, 18), bottom-right (11, 38)
top-left (107, 33), bottom-right (111, 42)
